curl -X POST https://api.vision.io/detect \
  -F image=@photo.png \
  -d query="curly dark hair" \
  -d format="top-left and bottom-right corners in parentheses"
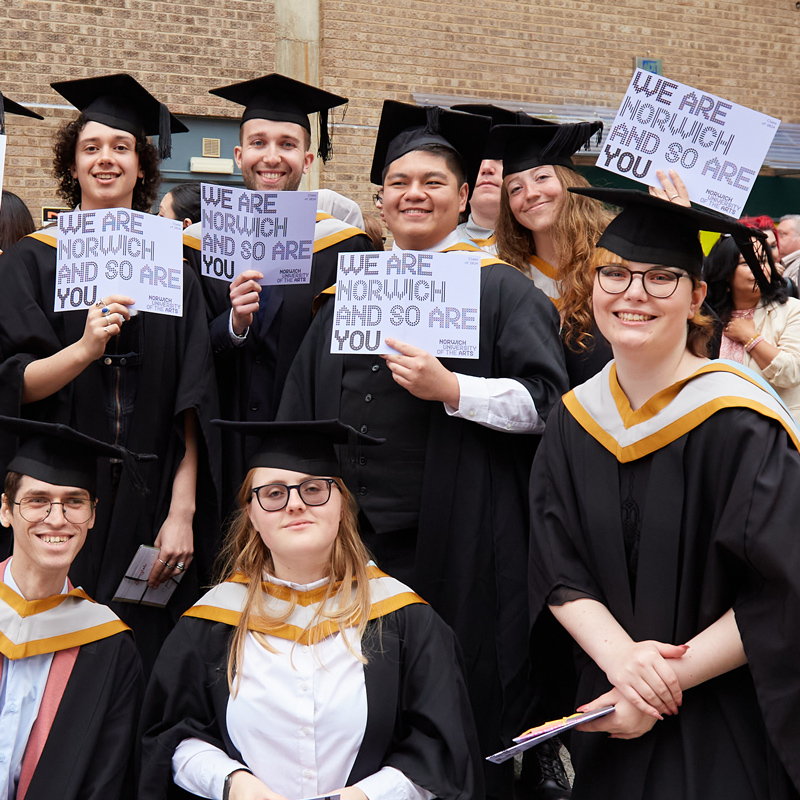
top-left (52, 113), bottom-right (161, 211)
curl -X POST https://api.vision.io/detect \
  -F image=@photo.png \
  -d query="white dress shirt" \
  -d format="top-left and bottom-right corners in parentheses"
top-left (0, 561), bottom-right (60, 800)
top-left (172, 575), bottom-right (433, 800)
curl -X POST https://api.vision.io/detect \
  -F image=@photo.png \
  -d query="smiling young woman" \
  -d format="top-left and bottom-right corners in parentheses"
top-left (140, 420), bottom-right (483, 800)
top-left (529, 188), bottom-right (800, 800)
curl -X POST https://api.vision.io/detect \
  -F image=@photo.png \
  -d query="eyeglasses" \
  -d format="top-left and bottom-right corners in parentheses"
top-left (252, 478), bottom-right (339, 512)
top-left (372, 193), bottom-right (383, 206)
top-left (595, 265), bottom-right (690, 298)
top-left (15, 497), bottom-right (96, 524)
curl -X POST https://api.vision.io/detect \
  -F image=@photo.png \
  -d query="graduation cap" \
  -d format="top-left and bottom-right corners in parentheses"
top-left (570, 187), bottom-right (771, 291)
top-left (209, 74), bottom-right (347, 163)
top-left (50, 74), bottom-right (188, 160)
top-left (0, 92), bottom-right (43, 135)
top-left (450, 104), bottom-right (553, 159)
top-left (488, 120), bottom-right (603, 177)
top-left (0, 416), bottom-right (157, 496)
top-left (370, 100), bottom-right (491, 190)
top-left (213, 419), bottom-right (383, 475)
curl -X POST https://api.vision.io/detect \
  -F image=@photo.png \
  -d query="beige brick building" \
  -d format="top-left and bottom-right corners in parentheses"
top-left (2, 0), bottom-right (800, 223)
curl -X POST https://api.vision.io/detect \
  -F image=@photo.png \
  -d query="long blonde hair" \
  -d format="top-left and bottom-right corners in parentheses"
top-left (215, 470), bottom-right (372, 693)
top-left (495, 165), bottom-right (613, 351)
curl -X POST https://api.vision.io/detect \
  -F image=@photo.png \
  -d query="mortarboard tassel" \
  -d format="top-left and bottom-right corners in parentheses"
top-left (158, 102), bottom-right (172, 160)
top-left (318, 107), bottom-right (333, 163)
top-left (424, 105), bottom-right (442, 136)
top-left (733, 227), bottom-right (771, 294)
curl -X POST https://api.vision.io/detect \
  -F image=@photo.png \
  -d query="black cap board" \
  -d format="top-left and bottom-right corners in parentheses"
top-left (488, 120), bottom-right (603, 177)
top-left (209, 74), bottom-right (348, 163)
top-left (0, 416), bottom-right (157, 496)
top-left (370, 100), bottom-right (491, 191)
top-left (50, 74), bottom-right (188, 160)
top-left (450, 104), bottom-right (553, 159)
top-left (570, 187), bottom-right (770, 289)
top-left (0, 92), bottom-right (44, 134)
top-left (212, 419), bottom-right (383, 476)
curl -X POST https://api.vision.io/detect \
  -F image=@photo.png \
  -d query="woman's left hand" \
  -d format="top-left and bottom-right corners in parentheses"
top-left (148, 512), bottom-right (194, 588)
top-left (576, 688), bottom-right (659, 740)
top-left (724, 317), bottom-right (757, 345)
top-left (649, 169), bottom-right (690, 207)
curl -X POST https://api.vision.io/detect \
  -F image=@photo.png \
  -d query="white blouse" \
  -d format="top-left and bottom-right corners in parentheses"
top-left (172, 575), bottom-right (433, 800)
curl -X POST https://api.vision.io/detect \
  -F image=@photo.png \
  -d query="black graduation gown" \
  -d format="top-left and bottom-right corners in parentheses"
top-left (24, 631), bottom-right (144, 800)
top-left (138, 602), bottom-right (484, 800)
top-left (530, 399), bottom-right (800, 799)
top-left (183, 220), bottom-right (373, 513)
top-left (277, 256), bottom-right (568, 766)
top-left (0, 235), bottom-right (221, 670)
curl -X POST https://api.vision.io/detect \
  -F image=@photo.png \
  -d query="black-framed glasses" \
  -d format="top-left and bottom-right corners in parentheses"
top-left (15, 497), bottom-right (96, 524)
top-left (252, 478), bottom-right (339, 512)
top-left (595, 265), bottom-right (690, 298)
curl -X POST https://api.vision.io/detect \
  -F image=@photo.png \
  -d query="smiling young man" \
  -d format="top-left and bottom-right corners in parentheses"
top-left (181, 74), bottom-right (373, 512)
top-left (0, 417), bottom-right (144, 800)
top-left (279, 100), bottom-right (569, 800)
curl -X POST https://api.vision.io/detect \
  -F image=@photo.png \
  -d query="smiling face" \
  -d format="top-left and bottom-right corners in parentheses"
top-left (234, 119), bottom-right (314, 192)
top-left (382, 149), bottom-right (469, 250)
top-left (593, 259), bottom-right (706, 360)
top-left (247, 468), bottom-right (342, 583)
top-left (70, 120), bottom-right (143, 211)
top-left (1, 476), bottom-right (94, 591)
top-left (504, 164), bottom-right (565, 237)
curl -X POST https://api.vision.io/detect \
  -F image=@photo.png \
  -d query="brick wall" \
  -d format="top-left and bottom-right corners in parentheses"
top-left (2, 0), bottom-right (800, 223)
top-left (1, 0), bottom-right (275, 219)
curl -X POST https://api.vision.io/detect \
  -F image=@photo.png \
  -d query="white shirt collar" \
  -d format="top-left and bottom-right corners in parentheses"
top-left (262, 572), bottom-right (330, 592)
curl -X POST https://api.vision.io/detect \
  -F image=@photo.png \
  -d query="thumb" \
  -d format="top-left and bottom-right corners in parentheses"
top-left (656, 642), bottom-right (690, 659)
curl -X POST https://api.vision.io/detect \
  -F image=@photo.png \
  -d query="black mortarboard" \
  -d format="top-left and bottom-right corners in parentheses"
top-left (0, 416), bottom-right (157, 496)
top-left (50, 74), bottom-right (188, 160)
top-left (209, 74), bottom-right (348, 163)
top-left (213, 419), bottom-right (383, 476)
top-left (570, 187), bottom-right (770, 290)
top-left (0, 92), bottom-right (43, 134)
top-left (488, 120), bottom-right (603, 177)
top-left (370, 100), bottom-right (491, 191)
top-left (450, 104), bottom-right (553, 159)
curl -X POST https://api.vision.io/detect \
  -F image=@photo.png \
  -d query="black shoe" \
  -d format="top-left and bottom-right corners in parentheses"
top-left (531, 738), bottom-right (571, 800)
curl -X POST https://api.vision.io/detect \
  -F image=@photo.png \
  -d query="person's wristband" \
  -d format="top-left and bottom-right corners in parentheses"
top-left (744, 335), bottom-right (764, 353)
top-left (223, 768), bottom-right (252, 800)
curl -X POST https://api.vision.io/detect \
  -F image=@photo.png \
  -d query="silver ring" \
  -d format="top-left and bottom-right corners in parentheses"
top-left (669, 194), bottom-right (679, 200)
top-left (158, 558), bottom-right (168, 565)
top-left (175, 562), bottom-right (186, 571)
top-left (163, 562), bottom-right (173, 570)
top-left (101, 306), bottom-right (110, 315)
top-left (95, 300), bottom-right (104, 308)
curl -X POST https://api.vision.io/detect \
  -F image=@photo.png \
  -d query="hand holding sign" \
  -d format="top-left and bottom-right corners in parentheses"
top-left (77, 294), bottom-right (134, 361)
top-left (648, 169), bottom-right (691, 207)
top-left (382, 338), bottom-right (461, 406)
top-left (230, 269), bottom-right (265, 334)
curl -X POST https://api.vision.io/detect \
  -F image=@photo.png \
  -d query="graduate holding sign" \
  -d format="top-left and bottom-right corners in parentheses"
top-left (181, 74), bottom-right (373, 513)
top-left (139, 420), bottom-right (482, 800)
top-left (0, 74), bottom-right (221, 674)
top-left (278, 100), bottom-right (568, 800)
top-left (529, 189), bottom-right (800, 799)
top-left (0, 416), bottom-right (145, 800)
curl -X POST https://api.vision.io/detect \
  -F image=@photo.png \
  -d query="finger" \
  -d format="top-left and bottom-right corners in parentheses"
top-left (619, 685), bottom-right (663, 720)
top-left (384, 337), bottom-right (420, 356)
top-left (667, 169), bottom-right (688, 195)
top-left (104, 294), bottom-right (136, 306)
top-left (635, 673), bottom-right (677, 715)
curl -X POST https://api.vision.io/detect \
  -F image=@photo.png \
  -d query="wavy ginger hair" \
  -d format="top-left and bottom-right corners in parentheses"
top-left (495, 165), bottom-right (613, 351)
top-left (215, 470), bottom-right (372, 693)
